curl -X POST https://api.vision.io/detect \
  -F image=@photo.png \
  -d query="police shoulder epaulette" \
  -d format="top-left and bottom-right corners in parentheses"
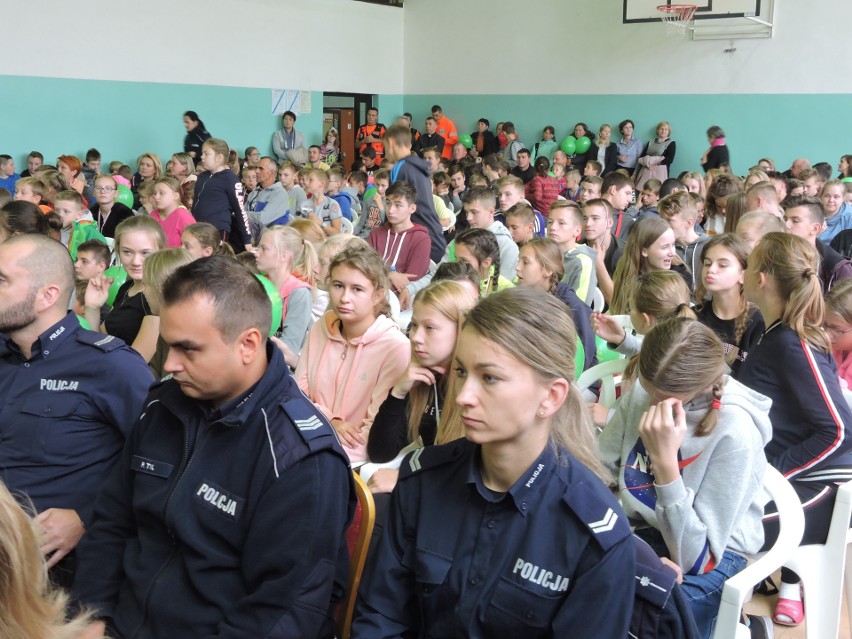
top-left (563, 479), bottom-right (631, 552)
top-left (398, 440), bottom-right (467, 481)
top-left (280, 393), bottom-right (335, 449)
top-left (75, 331), bottom-right (122, 352)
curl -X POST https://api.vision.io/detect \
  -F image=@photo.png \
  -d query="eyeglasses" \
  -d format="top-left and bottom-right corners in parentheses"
top-left (823, 324), bottom-right (852, 337)
top-left (94, 186), bottom-right (116, 192)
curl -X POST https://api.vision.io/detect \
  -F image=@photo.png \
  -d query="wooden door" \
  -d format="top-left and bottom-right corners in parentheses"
top-left (339, 109), bottom-right (356, 173)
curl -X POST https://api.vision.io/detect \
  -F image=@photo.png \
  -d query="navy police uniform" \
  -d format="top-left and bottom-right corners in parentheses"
top-left (73, 343), bottom-right (356, 639)
top-left (352, 439), bottom-right (636, 639)
top-left (0, 312), bottom-right (154, 525)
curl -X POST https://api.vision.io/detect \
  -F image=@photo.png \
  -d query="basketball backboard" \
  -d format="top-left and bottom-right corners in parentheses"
top-left (624, 0), bottom-right (760, 23)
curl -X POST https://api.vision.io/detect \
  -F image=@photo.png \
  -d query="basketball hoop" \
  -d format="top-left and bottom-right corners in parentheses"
top-left (657, 4), bottom-right (697, 35)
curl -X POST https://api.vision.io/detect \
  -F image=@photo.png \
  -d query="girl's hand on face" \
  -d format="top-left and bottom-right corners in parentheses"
top-left (588, 402), bottom-right (610, 428)
top-left (391, 363), bottom-right (438, 398)
top-left (638, 398), bottom-right (687, 484)
top-left (592, 311), bottom-right (627, 345)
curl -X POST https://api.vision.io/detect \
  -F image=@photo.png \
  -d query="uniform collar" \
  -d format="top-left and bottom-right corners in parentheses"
top-left (3, 312), bottom-right (81, 362)
top-left (198, 342), bottom-right (291, 428)
top-left (466, 445), bottom-right (557, 517)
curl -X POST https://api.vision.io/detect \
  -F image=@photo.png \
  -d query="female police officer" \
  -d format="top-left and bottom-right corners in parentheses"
top-left (351, 287), bottom-right (635, 638)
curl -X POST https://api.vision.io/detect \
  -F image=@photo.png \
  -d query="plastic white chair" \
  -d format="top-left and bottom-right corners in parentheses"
top-left (779, 478), bottom-right (852, 639)
top-left (590, 287), bottom-right (605, 311)
top-left (444, 210), bottom-right (457, 230)
top-left (339, 217), bottom-right (354, 234)
top-left (711, 467), bottom-right (805, 639)
top-left (576, 359), bottom-right (628, 408)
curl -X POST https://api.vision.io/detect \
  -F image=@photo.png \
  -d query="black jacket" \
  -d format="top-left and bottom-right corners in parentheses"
top-left (588, 143), bottom-right (619, 176)
top-left (413, 132), bottom-right (445, 157)
top-left (392, 153), bottom-right (448, 262)
top-left (471, 130), bottom-right (500, 156)
top-left (193, 169), bottom-right (251, 250)
top-left (184, 127), bottom-right (211, 158)
top-left (74, 345), bottom-right (355, 639)
top-left (702, 145), bottom-right (729, 172)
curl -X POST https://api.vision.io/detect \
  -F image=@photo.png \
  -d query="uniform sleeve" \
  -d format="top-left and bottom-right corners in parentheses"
top-left (73, 409), bottom-right (150, 619)
top-left (654, 437), bottom-right (759, 575)
top-left (772, 339), bottom-right (852, 478)
top-left (551, 534), bottom-right (635, 638)
top-left (97, 350), bottom-right (154, 438)
top-left (350, 474), bottom-right (420, 638)
top-left (445, 119), bottom-right (459, 148)
top-left (280, 287), bottom-right (314, 354)
top-left (367, 392), bottom-right (412, 463)
top-left (212, 452), bottom-right (352, 639)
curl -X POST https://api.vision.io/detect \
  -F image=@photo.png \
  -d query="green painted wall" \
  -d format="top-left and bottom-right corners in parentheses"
top-left (404, 94), bottom-right (852, 176)
top-left (0, 75), bottom-right (325, 168)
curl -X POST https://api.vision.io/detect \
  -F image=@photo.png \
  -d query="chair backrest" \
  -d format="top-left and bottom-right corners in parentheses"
top-left (710, 466), bottom-right (805, 639)
top-left (340, 217), bottom-right (354, 234)
top-left (591, 286), bottom-right (605, 311)
top-left (826, 477), bottom-right (852, 549)
top-left (337, 471), bottom-right (376, 639)
top-left (576, 358), bottom-right (628, 408)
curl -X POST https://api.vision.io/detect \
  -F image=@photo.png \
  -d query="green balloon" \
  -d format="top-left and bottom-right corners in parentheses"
top-left (255, 275), bottom-right (283, 337)
top-left (115, 184), bottom-right (134, 207)
top-left (842, 177), bottom-right (852, 183)
top-left (574, 337), bottom-right (585, 379)
top-left (574, 136), bottom-right (591, 154)
top-left (104, 265), bottom-right (127, 307)
top-left (561, 138), bottom-right (576, 155)
top-left (76, 314), bottom-right (93, 331)
top-left (595, 335), bottom-right (623, 363)
top-left (459, 134), bottom-right (473, 149)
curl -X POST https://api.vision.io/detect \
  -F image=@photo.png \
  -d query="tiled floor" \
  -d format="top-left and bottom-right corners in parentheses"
top-left (742, 571), bottom-right (851, 639)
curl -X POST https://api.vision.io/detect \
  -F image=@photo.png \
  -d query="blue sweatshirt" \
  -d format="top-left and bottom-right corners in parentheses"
top-left (192, 169), bottom-right (251, 249)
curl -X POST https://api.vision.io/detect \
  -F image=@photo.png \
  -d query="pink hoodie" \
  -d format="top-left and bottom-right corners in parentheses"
top-left (296, 310), bottom-right (410, 463)
top-left (834, 349), bottom-right (852, 390)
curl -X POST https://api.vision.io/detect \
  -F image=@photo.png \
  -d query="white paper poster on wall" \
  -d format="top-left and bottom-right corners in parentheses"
top-left (272, 89), bottom-right (311, 116)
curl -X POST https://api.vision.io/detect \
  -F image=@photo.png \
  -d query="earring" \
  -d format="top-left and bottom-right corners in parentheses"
top-left (538, 410), bottom-right (545, 417)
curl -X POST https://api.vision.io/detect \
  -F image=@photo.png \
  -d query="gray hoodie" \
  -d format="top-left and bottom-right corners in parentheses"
top-left (598, 376), bottom-right (772, 575)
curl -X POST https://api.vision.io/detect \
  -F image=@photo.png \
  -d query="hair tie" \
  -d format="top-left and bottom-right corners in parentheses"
top-left (710, 398), bottom-right (722, 410)
top-left (803, 268), bottom-right (815, 279)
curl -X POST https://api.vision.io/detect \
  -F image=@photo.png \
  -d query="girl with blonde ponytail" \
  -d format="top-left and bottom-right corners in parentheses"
top-left (255, 225), bottom-right (317, 352)
top-left (599, 317), bottom-right (772, 638)
top-left (739, 232), bottom-right (852, 627)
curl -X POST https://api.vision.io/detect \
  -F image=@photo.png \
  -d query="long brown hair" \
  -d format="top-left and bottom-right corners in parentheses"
top-left (408, 281), bottom-right (476, 445)
top-left (610, 217), bottom-right (676, 314)
top-left (695, 234), bottom-right (758, 365)
top-left (462, 287), bottom-right (611, 484)
top-left (639, 318), bottom-right (727, 436)
top-left (749, 232), bottom-right (830, 352)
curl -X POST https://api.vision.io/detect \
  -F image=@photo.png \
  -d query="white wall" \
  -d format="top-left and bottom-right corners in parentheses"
top-left (403, 0), bottom-right (852, 94)
top-left (5, 0), bottom-right (405, 94)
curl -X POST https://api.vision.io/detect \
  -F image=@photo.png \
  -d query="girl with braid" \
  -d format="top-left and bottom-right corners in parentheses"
top-left (599, 317), bottom-right (772, 639)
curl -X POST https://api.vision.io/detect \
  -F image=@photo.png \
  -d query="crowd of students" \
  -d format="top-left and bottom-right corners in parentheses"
top-left (1, 108), bottom-right (852, 639)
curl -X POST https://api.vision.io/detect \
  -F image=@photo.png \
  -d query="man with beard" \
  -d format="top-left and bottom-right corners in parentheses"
top-left (0, 234), bottom-right (153, 587)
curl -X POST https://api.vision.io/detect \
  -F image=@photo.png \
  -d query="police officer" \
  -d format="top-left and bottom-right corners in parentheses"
top-left (74, 256), bottom-right (355, 639)
top-left (352, 288), bottom-right (636, 639)
top-left (0, 234), bottom-right (154, 586)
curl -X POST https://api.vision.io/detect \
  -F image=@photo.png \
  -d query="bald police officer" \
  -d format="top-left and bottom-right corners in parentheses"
top-left (0, 234), bottom-right (153, 586)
